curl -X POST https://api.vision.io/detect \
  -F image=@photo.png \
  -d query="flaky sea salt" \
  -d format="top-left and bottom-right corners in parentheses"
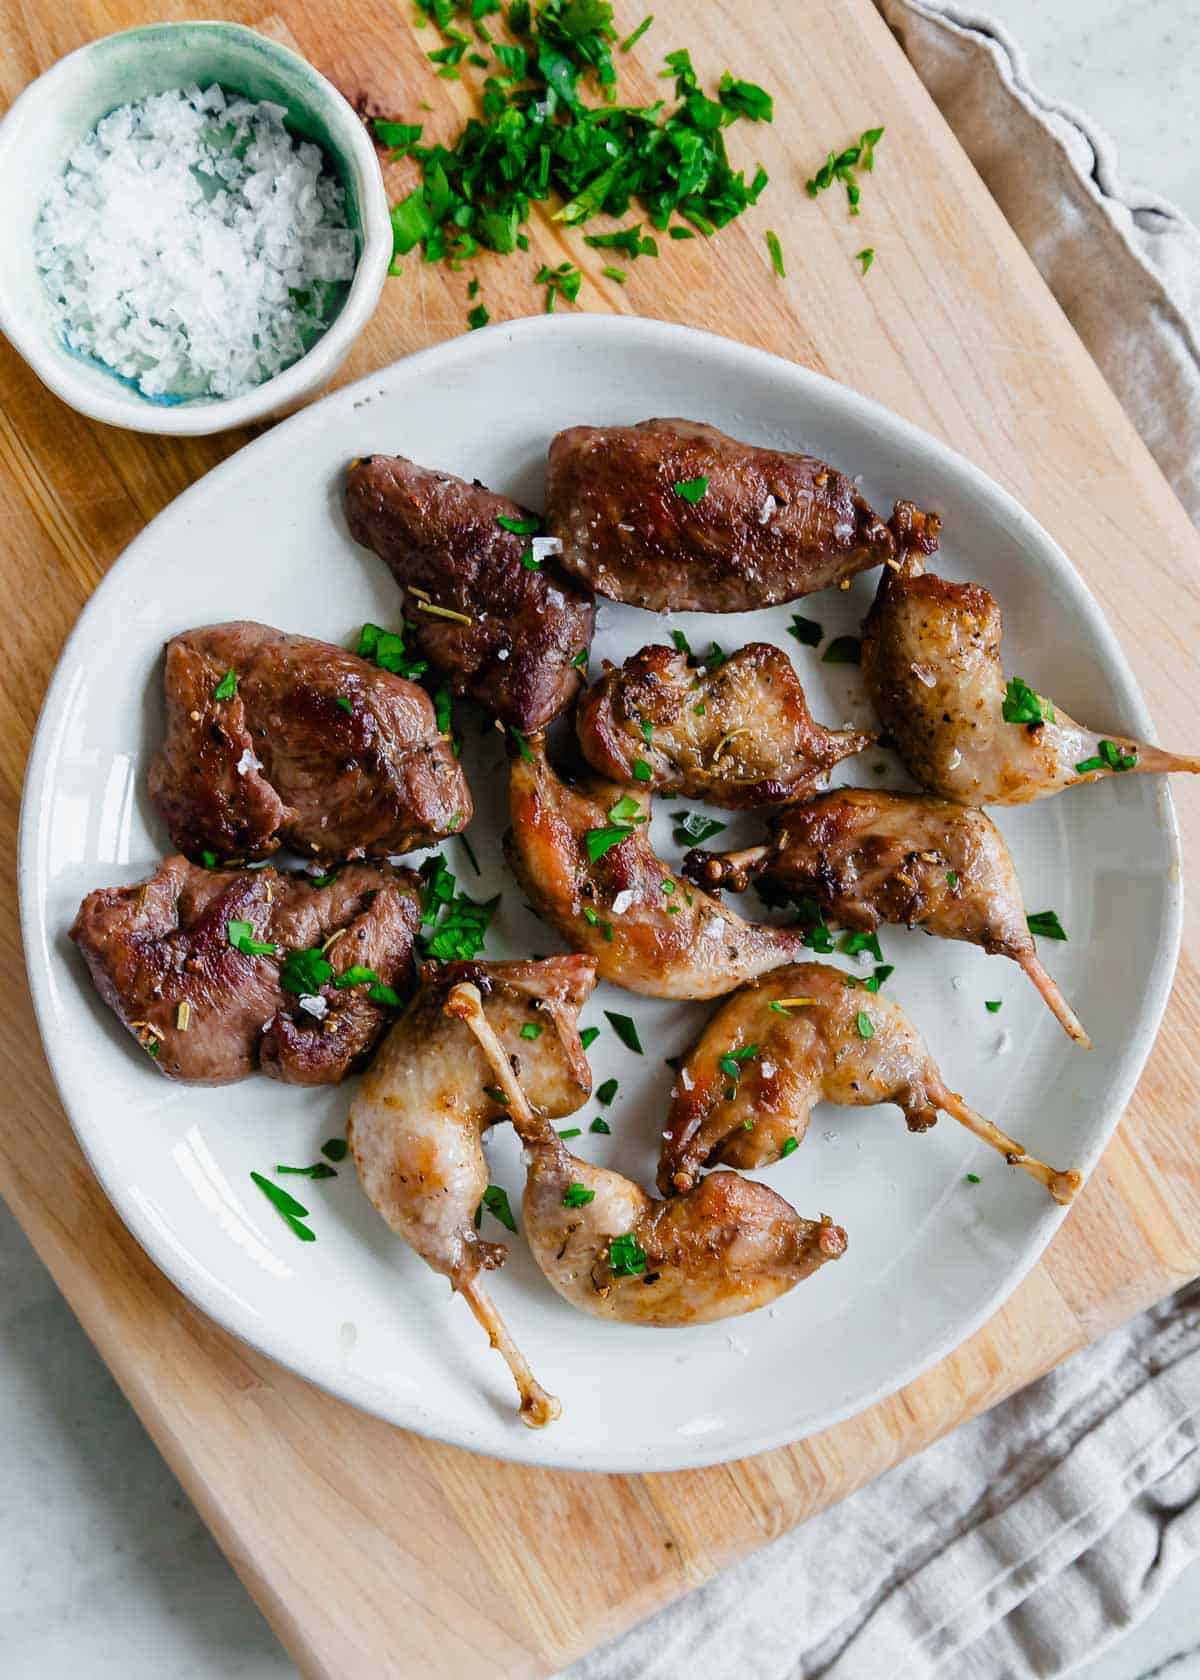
top-left (34, 84), bottom-right (357, 401)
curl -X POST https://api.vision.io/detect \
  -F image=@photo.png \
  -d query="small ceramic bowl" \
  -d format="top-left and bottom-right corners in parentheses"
top-left (0, 21), bottom-right (392, 435)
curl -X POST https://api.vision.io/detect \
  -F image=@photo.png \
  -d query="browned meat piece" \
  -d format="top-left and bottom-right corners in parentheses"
top-left (344, 453), bottom-right (594, 731)
top-left (350, 956), bottom-right (598, 1427)
top-left (448, 982), bottom-right (847, 1335)
top-left (861, 504), bottom-right (1200, 804)
top-left (147, 622), bottom-right (470, 864)
top-left (576, 641), bottom-right (872, 807)
top-left (685, 786), bottom-right (1088, 1042)
top-left (71, 855), bottom-right (421, 1085)
top-left (544, 417), bottom-right (896, 612)
top-left (658, 964), bottom-right (1082, 1204)
top-left (505, 733), bottom-right (809, 999)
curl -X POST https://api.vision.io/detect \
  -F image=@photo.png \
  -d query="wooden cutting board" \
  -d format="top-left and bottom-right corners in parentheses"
top-left (3, 1), bottom-right (1200, 1674)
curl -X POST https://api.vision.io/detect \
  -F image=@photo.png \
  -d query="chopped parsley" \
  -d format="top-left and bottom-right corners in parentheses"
top-left (226, 920), bottom-right (278, 958)
top-left (632, 757), bottom-right (653, 781)
top-left (335, 964), bottom-right (380, 989)
top-left (856, 1010), bottom-right (875, 1040)
top-left (520, 1021), bottom-right (543, 1039)
top-left (1027, 909), bottom-right (1067, 941)
top-left (780, 1136), bottom-right (799, 1158)
top-left (335, 696), bottom-right (354, 714)
top-left (822, 635), bottom-right (861, 665)
top-left (201, 849), bottom-right (217, 869)
top-left (476, 1184), bottom-right (517, 1232)
top-left (672, 810), bottom-right (727, 846)
top-left (279, 947), bottom-right (334, 994)
top-left (368, 982), bottom-right (403, 1007)
top-left (357, 621), bottom-right (428, 680)
top-left (562, 1182), bottom-right (596, 1207)
top-left (580, 1025), bottom-right (600, 1050)
top-left (585, 824), bottom-right (633, 862)
top-left (537, 260), bottom-right (582, 310)
top-left (840, 929), bottom-right (883, 962)
top-left (322, 1137), bottom-right (349, 1162)
top-left (1075, 738), bottom-right (1137, 774)
top-left (276, 1161), bottom-right (338, 1179)
top-left (765, 229), bottom-right (785, 277)
top-left (1002, 677), bottom-right (1055, 726)
top-left (946, 871), bottom-right (959, 890)
top-left (805, 126), bottom-right (883, 214)
top-left (509, 726), bottom-right (534, 761)
top-left (496, 512), bottom-right (542, 534)
top-left (673, 475), bottom-right (709, 503)
top-left (557, 1126), bottom-right (582, 1139)
top-left (605, 1011), bottom-right (643, 1053)
top-left (985, 1000), bottom-right (1002, 1013)
top-left (719, 1041), bottom-right (758, 1098)
top-left (788, 614), bottom-right (823, 647)
top-left (670, 628), bottom-right (693, 657)
top-left (620, 14), bottom-right (653, 53)
top-left (583, 223), bottom-right (657, 259)
top-left (309, 869), bottom-right (340, 888)
top-left (467, 301), bottom-right (490, 328)
top-left (966, 1172), bottom-right (981, 1185)
top-left (854, 246), bottom-right (874, 274)
top-left (374, 119), bottom-right (424, 155)
top-left (608, 1231), bottom-right (647, 1276)
top-left (418, 852), bottom-right (498, 961)
top-left (595, 1076), bottom-right (618, 1104)
top-left (212, 668), bottom-right (237, 701)
top-left (589, 1115), bottom-right (611, 1133)
top-left (601, 264), bottom-right (627, 283)
top-left (251, 1172), bottom-right (315, 1241)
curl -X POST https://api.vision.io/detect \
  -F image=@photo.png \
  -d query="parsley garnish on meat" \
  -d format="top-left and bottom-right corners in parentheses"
top-left (418, 852), bottom-right (499, 961)
top-left (279, 947), bottom-right (334, 994)
top-left (1027, 909), bottom-right (1067, 941)
top-left (719, 1041), bottom-right (757, 1099)
top-left (520, 1021), bottom-right (543, 1039)
top-left (672, 475), bottom-right (709, 503)
top-left (562, 1182), bottom-right (596, 1207)
top-left (608, 1231), bottom-right (647, 1276)
top-left (383, 6), bottom-right (772, 300)
top-left (780, 1136), bottom-right (799, 1158)
top-left (856, 1010), bottom-right (875, 1040)
top-left (212, 668), bottom-right (237, 701)
top-left (1002, 677), bottom-right (1055, 725)
top-left (1075, 738), bottom-right (1137, 774)
top-left (226, 920), bottom-right (279, 958)
top-left (357, 621), bottom-right (429, 680)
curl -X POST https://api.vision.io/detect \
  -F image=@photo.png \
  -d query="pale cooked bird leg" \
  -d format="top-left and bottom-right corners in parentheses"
top-left (926, 1080), bottom-right (1081, 1206)
top-left (458, 1278), bottom-right (561, 1430)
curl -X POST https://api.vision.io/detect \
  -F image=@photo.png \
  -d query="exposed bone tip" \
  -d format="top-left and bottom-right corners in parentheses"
top-left (818, 1218), bottom-right (848, 1258)
top-left (519, 1383), bottom-right (563, 1428)
top-left (1050, 1169), bottom-right (1083, 1206)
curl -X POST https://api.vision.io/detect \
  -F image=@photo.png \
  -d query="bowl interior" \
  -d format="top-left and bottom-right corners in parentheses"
top-left (0, 23), bottom-right (369, 416)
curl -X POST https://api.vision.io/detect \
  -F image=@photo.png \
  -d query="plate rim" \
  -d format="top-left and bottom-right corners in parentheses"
top-left (18, 312), bottom-right (1184, 1471)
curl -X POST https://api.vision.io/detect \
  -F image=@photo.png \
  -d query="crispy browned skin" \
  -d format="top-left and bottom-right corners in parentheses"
top-left (344, 454), bottom-right (594, 731)
top-left (544, 418), bottom-right (896, 612)
top-left (659, 963), bottom-right (1081, 1204)
top-left (70, 856), bottom-right (421, 1085)
top-left (861, 506), bottom-right (1200, 804)
top-left (447, 982), bottom-right (846, 1330)
top-left (576, 642), bottom-right (872, 808)
top-left (685, 786), bottom-right (1088, 1042)
top-left (147, 622), bottom-right (470, 864)
top-left (505, 733), bottom-right (809, 999)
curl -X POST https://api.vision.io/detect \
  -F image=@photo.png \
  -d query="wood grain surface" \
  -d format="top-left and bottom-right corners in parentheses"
top-left (3, 1), bottom-right (1200, 1675)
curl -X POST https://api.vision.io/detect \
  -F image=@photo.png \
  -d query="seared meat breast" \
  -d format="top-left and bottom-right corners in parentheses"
top-left (544, 418), bottom-right (896, 612)
top-left (344, 453), bottom-right (595, 731)
top-left (576, 642), bottom-right (871, 807)
top-left (71, 855), bottom-right (421, 1085)
top-left (148, 622), bottom-right (470, 864)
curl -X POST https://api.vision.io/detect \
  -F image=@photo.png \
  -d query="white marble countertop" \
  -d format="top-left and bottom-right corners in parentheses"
top-left (4, 4), bottom-right (1199, 1677)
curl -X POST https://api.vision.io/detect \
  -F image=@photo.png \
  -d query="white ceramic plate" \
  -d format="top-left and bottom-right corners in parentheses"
top-left (20, 315), bottom-right (1182, 1471)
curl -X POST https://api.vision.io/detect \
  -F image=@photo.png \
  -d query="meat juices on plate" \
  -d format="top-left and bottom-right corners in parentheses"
top-left (71, 856), bottom-right (421, 1084)
top-left (344, 453), bottom-right (595, 731)
top-left (148, 621), bottom-right (470, 863)
top-left (544, 417), bottom-right (896, 612)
